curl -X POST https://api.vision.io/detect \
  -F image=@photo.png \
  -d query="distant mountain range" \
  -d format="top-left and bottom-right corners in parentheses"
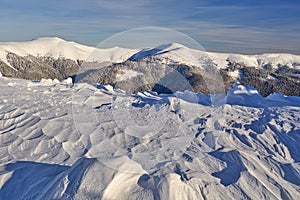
top-left (0, 37), bottom-right (300, 96)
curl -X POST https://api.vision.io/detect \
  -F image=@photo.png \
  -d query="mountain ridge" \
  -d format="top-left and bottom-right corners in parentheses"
top-left (1, 37), bottom-right (300, 97)
top-left (1, 37), bottom-right (300, 70)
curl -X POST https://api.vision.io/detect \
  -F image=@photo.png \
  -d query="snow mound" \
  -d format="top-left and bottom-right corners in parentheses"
top-left (226, 83), bottom-right (300, 107)
top-left (61, 77), bottom-right (73, 85)
top-left (40, 78), bottom-right (60, 85)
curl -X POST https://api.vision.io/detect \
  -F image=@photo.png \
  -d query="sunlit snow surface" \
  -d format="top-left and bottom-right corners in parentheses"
top-left (0, 76), bottom-right (300, 199)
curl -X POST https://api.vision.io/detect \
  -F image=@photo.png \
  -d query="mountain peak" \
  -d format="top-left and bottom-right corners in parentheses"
top-left (127, 43), bottom-right (190, 61)
top-left (31, 37), bottom-right (67, 42)
top-left (155, 43), bottom-right (188, 50)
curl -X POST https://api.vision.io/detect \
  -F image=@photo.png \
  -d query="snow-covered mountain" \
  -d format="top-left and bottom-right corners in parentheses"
top-left (0, 76), bottom-right (299, 199)
top-left (128, 42), bottom-right (300, 69)
top-left (0, 37), bottom-right (138, 70)
top-left (0, 37), bottom-right (93, 62)
top-left (1, 37), bottom-right (300, 97)
top-left (1, 37), bottom-right (300, 70)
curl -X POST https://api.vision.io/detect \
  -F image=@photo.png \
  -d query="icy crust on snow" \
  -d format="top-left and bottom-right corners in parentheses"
top-left (0, 76), bottom-right (300, 199)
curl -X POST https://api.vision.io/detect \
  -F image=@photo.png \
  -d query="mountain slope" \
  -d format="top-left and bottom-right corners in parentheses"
top-left (0, 37), bottom-right (138, 69)
top-left (0, 37), bottom-right (92, 68)
top-left (0, 37), bottom-right (139, 80)
top-left (127, 42), bottom-right (300, 69)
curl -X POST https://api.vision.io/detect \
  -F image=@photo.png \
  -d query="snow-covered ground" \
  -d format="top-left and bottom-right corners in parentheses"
top-left (0, 75), bottom-right (299, 199)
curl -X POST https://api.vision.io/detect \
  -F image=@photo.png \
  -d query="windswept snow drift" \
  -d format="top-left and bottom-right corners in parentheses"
top-left (0, 75), bottom-right (299, 199)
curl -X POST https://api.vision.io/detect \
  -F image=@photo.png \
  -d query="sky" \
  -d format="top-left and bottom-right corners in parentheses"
top-left (0, 0), bottom-right (300, 54)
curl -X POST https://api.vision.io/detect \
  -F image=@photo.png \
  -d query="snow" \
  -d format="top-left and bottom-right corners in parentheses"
top-left (0, 75), bottom-right (300, 199)
top-left (1, 37), bottom-right (300, 72)
top-left (207, 52), bottom-right (300, 69)
top-left (208, 52), bottom-right (259, 68)
top-left (228, 70), bottom-right (241, 79)
top-left (0, 37), bottom-right (90, 69)
top-left (61, 77), bottom-right (73, 85)
top-left (127, 42), bottom-right (300, 69)
top-left (0, 37), bottom-right (138, 69)
top-left (128, 43), bottom-right (213, 67)
top-left (232, 84), bottom-right (259, 95)
top-left (263, 75), bottom-right (277, 81)
top-left (290, 73), bottom-right (300, 78)
top-left (1, 37), bottom-right (300, 199)
top-left (40, 78), bottom-right (60, 86)
top-left (115, 69), bottom-right (143, 81)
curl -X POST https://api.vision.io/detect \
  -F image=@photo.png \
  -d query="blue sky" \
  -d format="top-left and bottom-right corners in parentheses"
top-left (1, 0), bottom-right (300, 54)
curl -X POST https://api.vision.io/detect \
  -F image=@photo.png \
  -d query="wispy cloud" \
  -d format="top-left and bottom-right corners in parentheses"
top-left (93, 0), bottom-right (152, 10)
top-left (0, 0), bottom-right (300, 54)
top-left (169, 19), bottom-right (300, 54)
